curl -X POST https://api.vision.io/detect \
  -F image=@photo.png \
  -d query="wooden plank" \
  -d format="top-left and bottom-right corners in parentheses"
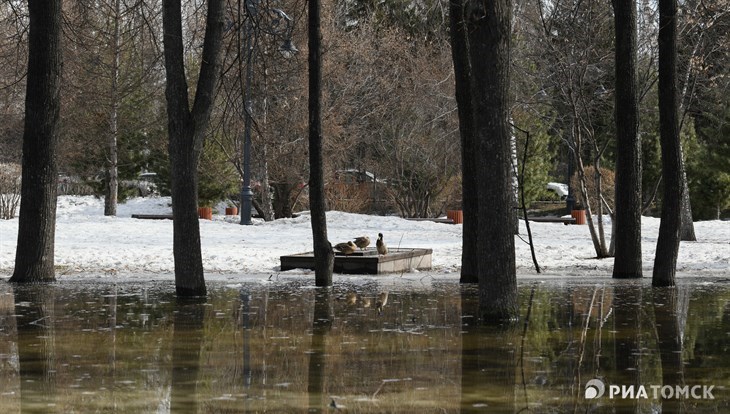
top-left (403, 217), bottom-right (455, 224)
top-left (524, 216), bottom-right (576, 225)
top-left (131, 214), bottom-right (174, 220)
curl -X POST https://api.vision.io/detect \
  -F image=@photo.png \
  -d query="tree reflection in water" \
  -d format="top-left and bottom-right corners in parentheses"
top-left (13, 285), bottom-right (57, 414)
top-left (460, 285), bottom-right (517, 413)
top-left (308, 288), bottom-right (333, 413)
top-left (170, 296), bottom-right (206, 413)
top-left (653, 287), bottom-right (686, 414)
top-left (0, 281), bottom-right (726, 413)
top-left (612, 283), bottom-right (643, 414)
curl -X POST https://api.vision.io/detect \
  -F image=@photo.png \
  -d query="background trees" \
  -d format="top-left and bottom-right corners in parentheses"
top-left (1, 1), bottom-right (728, 286)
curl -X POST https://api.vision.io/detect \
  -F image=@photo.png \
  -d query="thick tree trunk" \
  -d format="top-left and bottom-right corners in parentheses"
top-left (467, 0), bottom-right (518, 322)
top-left (162, 0), bottom-right (224, 296)
top-left (10, 0), bottom-right (62, 283)
top-left (308, 0), bottom-right (334, 286)
top-left (612, 0), bottom-right (643, 279)
top-left (449, 0), bottom-right (478, 283)
top-left (653, 0), bottom-right (683, 286)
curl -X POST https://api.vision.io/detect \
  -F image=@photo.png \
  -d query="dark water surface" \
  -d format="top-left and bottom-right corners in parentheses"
top-left (0, 278), bottom-right (728, 413)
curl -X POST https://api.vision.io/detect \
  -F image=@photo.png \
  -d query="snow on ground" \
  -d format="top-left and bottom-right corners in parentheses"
top-left (0, 195), bottom-right (728, 280)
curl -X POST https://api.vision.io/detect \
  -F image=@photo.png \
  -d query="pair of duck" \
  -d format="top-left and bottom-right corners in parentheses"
top-left (333, 233), bottom-right (388, 255)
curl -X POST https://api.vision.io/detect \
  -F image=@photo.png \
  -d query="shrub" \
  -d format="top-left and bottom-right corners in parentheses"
top-left (0, 163), bottom-right (21, 219)
top-left (570, 166), bottom-right (615, 212)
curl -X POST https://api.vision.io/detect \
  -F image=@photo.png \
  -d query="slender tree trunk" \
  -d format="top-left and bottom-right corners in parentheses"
top-left (612, 0), bottom-right (643, 279)
top-left (467, 0), bottom-right (518, 322)
top-left (105, 0), bottom-right (121, 217)
top-left (308, 0), bottom-right (334, 286)
top-left (653, 0), bottom-right (683, 287)
top-left (162, 0), bottom-right (224, 296)
top-left (449, 0), bottom-right (478, 283)
top-left (10, 0), bottom-right (62, 283)
top-left (679, 162), bottom-right (696, 240)
top-left (257, 142), bottom-right (275, 221)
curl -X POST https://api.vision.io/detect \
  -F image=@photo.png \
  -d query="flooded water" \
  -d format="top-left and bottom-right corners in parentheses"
top-left (0, 278), bottom-right (728, 413)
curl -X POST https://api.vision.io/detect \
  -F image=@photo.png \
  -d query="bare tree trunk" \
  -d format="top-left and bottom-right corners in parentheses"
top-left (162, 0), bottom-right (224, 296)
top-left (467, 0), bottom-right (518, 322)
top-left (105, 0), bottom-right (121, 217)
top-left (653, 0), bottom-right (683, 287)
top-left (11, 0), bottom-right (62, 283)
top-left (679, 162), bottom-right (696, 241)
top-left (612, 0), bottom-right (643, 279)
top-left (308, 0), bottom-right (334, 286)
top-left (510, 124), bottom-right (519, 234)
top-left (450, 0), bottom-right (478, 283)
top-left (572, 119), bottom-right (609, 258)
top-left (257, 142), bottom-right (275, 221)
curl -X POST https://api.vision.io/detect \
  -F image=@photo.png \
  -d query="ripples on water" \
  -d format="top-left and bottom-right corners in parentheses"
top-left (0, 278), bottom-right (728, 413)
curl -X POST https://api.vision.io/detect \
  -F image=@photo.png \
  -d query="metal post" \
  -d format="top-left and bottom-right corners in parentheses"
top-left (241, 17), bottom-right (254, 225)
top-left (566, 145), bottom-right (576, 213)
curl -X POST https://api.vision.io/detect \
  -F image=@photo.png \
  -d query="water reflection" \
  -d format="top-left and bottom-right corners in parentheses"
top-left (14, 285), bottom-right (57, 414)
top-left (0, 280), bottom-right (727, 413)
top-left (308, 288), bottom-right (332, 413)
top-left (170, 297), bottom-right (205, 413)
top-left (460, 287), bottom-right (517, 413)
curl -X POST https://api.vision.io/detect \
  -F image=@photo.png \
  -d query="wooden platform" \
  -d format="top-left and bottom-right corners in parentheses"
top-left (280, 248), bottom-right (433, 275)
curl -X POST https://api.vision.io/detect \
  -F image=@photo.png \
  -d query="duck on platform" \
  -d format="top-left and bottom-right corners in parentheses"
top-left (376, 233), bottom-right (388, 255)
top-left (353, 236), bottom-right (370, 250)
top-left (334, 241), bottom-right (357, 255)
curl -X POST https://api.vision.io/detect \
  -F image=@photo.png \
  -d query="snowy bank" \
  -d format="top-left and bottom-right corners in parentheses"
top-left (0, 196), bottom-right (728, 280)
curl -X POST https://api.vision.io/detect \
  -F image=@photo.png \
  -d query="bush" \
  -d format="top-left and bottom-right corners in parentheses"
top-left (570, 166), bottom-right (615, 212)
top-left (0, 163), bottom-right (21, 219)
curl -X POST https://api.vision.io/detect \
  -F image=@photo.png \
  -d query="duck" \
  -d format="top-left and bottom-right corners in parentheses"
top-left (353, 236), bottom-right (370, 250)
top-left (334, 241), bottom-right (357, 255)
top-left (376, 233), bottom-right (388, 255)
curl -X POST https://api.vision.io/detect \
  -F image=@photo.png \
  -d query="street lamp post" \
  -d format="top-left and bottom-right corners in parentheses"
top-left (566, 145), bottom-right (576, 213)
top-left (240, 0), bottom-right (297, 225)
top-left (241, 15), bottom-right (255, 225)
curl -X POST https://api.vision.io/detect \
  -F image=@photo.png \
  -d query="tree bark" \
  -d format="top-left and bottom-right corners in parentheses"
top-left (162, 0), bottom-right (224, 296)
top-left (679, 162), bottom-right (696, 240)
top-left (612, 0), bottom-right (643, 279)
top-left (449, 0), bottom-right (478, 283)
top-left (467, 0), bottom-right (518, 322)
top-left (10, 0), bottom-right (62, 283)
top-left (653, 0), bottom-right (683, 287)
top-left (308, 0), bottom-right (334, 286)
top-left (104, 0), bottom-right (121, 217)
